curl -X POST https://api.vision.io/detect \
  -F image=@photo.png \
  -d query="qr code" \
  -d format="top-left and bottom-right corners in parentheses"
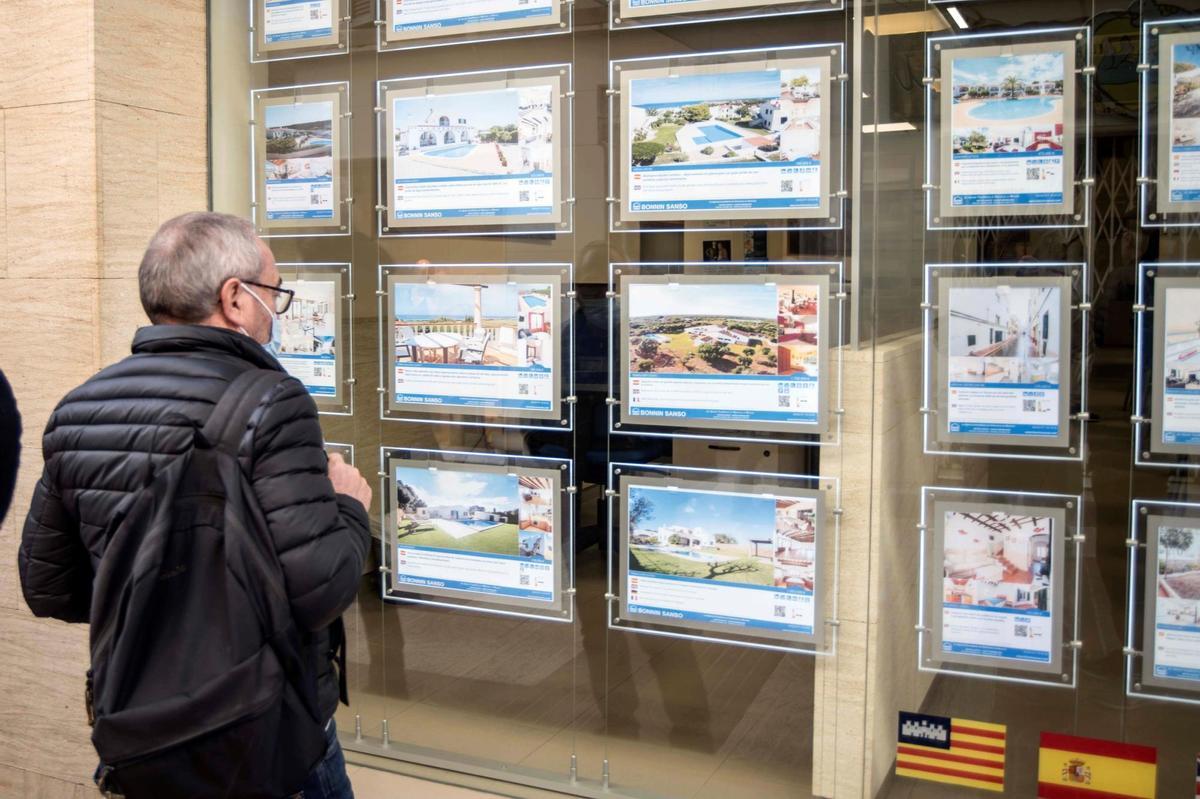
top-left (1022, 399), bottom-right (1037, 411)
top-left (519, 190), bottom-right (530, 201)
top-left (310, 192), bottom-right (323, 206)
top-left (313, 366), bottom-right (330, 378)
top-left (773, 605), bottom-right (786, 618)
top-left (310, 7), bottom-right (322, 18)
top-left (519, 574), bottom-right (530, 586)
top-left (1014, 623), bottom-right (1029, 638)
top-left (778, 395), bottom-right (790, 408)
top-left (518, 383), bottom-right (530, 395)
top-left (1026, 167), bottom-right (1041, 180)
top-left (780, 180), bottom-right (794, 193)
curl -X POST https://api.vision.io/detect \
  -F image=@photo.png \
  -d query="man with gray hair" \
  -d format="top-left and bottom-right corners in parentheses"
top-left (18, 211), bottom-right (371, 798)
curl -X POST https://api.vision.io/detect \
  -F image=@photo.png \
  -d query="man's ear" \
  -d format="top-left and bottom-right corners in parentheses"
top-left (216, 277), bottom-right (246, 327)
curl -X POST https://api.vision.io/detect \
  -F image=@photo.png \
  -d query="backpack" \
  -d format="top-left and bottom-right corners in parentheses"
top-left (87, 369), bottom-right (328, 799)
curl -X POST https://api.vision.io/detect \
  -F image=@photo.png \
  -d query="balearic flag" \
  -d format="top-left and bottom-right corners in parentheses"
top-left (895, 711), bottom-right (1006, 792)
top-left (1036, 732), bottom-right (1156, 798)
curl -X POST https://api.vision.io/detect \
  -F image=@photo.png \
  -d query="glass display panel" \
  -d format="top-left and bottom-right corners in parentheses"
top-left (376, 0), bottom-right (570, 52)
top-left (608, 462), bottom-right (838, 654)
top-left (380, 262), bottom-right (573, 430)
top-left (610, 0), bottom-right (841, 31)
top-left (377, 64), bottom-right (572, 237)
top-left (277, 262), bottom-right (353, 415)
top-left (252, 0), bottom-right (347, 61)
top-left (1141, 17), bottom-right (1200, 227)
top-left (380, 447), bottom-right (573, 622)
top-left (251, 82), bottom-right (351, 236)
top-left (925, 27), bottom-right (1092, 230)
top-left (609, 44), bottom-right (846, 233)
top-left (1135, 263), bottom-right (1200, 466)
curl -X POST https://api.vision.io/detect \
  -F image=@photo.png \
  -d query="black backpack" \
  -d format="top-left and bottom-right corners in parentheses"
top-left (87, 369), bottom-right (328, 798)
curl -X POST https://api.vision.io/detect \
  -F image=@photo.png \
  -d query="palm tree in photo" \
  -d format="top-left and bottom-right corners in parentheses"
top-left (1002, 74), bottom-right (1021, 100)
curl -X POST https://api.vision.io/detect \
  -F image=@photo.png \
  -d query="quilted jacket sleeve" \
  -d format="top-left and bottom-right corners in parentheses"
top-left (249, 376), bottom-right (371, 633)
top-left (19, 467), bottom-right (93, 624)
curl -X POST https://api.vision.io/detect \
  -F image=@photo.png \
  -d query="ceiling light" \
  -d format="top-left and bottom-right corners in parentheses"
top-left (946, 5), bottom-right (969, 29)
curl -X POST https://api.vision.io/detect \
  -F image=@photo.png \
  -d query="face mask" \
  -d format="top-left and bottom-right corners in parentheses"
top-left (239, 285), bottom-right (283, 359)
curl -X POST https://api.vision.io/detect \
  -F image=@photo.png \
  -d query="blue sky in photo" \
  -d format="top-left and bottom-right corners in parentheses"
top-left (395, 465), bottom-right (518, 511)
top-left (951, 52), bottom-right (1063, 86)
top-left (630, 69), bottom-right (781, 108)
top-left (629, 485), bottom-right (776, 545)
top-left (628, 282), bottom-right (775, 319)
top-left (394, 88), bottom-right (518, 131)
top-left (1175, 42), bottom-right (1200, 67)
top-left (394, 282), bottom-right (518, 321)
top-left (265, 100), bottom-right (332, 129)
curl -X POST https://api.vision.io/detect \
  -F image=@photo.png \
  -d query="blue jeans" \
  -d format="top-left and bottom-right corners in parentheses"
top-left (290, 720), bottom-right (355, 799)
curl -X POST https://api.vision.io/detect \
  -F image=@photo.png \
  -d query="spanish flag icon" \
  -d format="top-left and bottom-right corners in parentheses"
top-left (1037, 732), bottom-right (1157, 798)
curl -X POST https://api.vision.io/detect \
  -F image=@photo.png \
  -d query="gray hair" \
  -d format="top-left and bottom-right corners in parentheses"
top-left (138, 212), bottom-right (264, 323)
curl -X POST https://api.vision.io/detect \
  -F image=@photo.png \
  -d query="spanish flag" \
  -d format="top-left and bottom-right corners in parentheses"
top-left (1037, 732), bottom-right (1157, 798)
top-left (895, 711), bottom-right (1006, 792)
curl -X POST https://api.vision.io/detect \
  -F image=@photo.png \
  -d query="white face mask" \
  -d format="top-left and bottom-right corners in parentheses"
top-left (238, 285), bottom-right (282, 358)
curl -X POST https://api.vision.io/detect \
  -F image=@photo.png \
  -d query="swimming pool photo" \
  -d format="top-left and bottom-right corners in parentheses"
top-left (967, 97), bottom-right (1059, 122)
top-left (424, 142), bottom-right (477, 158)
top-left (691, 122), bottom-right (744, 146)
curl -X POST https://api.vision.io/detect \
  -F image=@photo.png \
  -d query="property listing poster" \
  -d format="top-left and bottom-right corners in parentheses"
top-left (1158, 33), bottom-right (1200, 211)
top-left (620, 56), bottom-right (831, 221)
top-left (938, 508), bottom-right (1057, 666)
top-left (1147, 517), bottom-right (1200, 687)
top-left (392, 463), bottom-right (558, 606)
top-left (940, 42), bottom-right (1074, 217)
top-left (622, 479), bottom-right (822, 642)
top-left (940, 277), bottom-right (1069, 445)
top-left (262, 0), bottom-right (335, 46)
top-left (621, 276), bottom-right (825, 433)
top-left (1155, 283), bottom-right (1200, 448)
top-left (619, 0), bottom-right (822, 21)
top-left (386, 76), bottom-right (560, 227)
top-left (390, 275), bottom-right (559, 417)
top-left (388, 0), bottom-right (557, 41)
top-left (278, 278), bottom-right (338, 398)
top-left (262, 98), bottom-right (337, 223)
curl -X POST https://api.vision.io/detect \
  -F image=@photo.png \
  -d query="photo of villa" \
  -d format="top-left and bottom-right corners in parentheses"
top-left (1171, 42), bottom-right (1200, 148)
top-left (627, 282), bottom-right (787, 377)
top-left (942, 510), bottom-right (1052, 613)
top-left (1162, 287), bottom-right (1200, 391)
top-left (947, 284), bottom-right (1061, 386)
top-left (627, 66), bottom-right (821, 169)
top-left (395, 466), bottom-right (553, 561)
top-left (628, 485), bottom-right (776, 587)
top-left (394, 281), bottom-right (554, 369)
top-left (949, 51), bottom-right (1065, 156)
top-left (773, 498), bottom-right (817, 591)
top-left (264, 100), bottom-right (334, 182)
top-left (279, 280), bottom-right (336, 357)
top-left (1156, 524), bottom-right (1200, 624)
top-left (392, 85), bottom-right (554, 180)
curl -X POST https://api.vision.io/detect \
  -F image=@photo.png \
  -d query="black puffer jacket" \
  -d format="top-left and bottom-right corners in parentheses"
top-left (18, 324), bottom-right (371, 723)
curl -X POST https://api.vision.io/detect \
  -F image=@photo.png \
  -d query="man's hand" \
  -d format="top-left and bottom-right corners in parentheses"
top-left (327, 452), bottom-right (373, 510)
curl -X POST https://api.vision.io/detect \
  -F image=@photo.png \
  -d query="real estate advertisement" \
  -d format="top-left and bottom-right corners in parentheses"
top-left (931, 500), bottom-right (1066, 674)
top-left (939, 41), bottom-right (1075, 218)
top-left (387, 0), bottom-right (559, 42)
top-left (619, 273), bottom-right (827, 435)
top-left (619, 475), bottom-right (824, 645)
top-left (388, 272), bottom-right (561, 419)
top-left (391, 460), bottom-right (562, 611)
top-left (278, 277), bottom-right (339, 398)
top-left (1152, 280), bottom-right (1200, 453)
top-left (618, 0), bottom-right (824, 22)
top-left (257, 89), bottom-right (343, 229)
top-left (261, 0), bottom-right (336, 48)
top-left (385, 72), bottom-right (562, 228)
top-left (619, 54), bottom-right (832, 222)
top-left (1157, 32), bottom-right (1200, 213)
top-left (937, 275), bottom-right (1072, 449)
top-left (1144, 516), bottom-right (1200, 691)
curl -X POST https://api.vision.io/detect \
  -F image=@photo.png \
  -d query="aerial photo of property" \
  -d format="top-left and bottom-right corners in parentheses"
top-left (627, 282), bottom-right (780, 376)
top-left (394, 466), bottom-right (522, 557)
top-left (1156, 524), bottom-right (1200, 623)
top-left (393, 85), bottom-right (554, 179)
top-left (627, 485), bottom-right (776, 586)
top-left (394, 281), bottom-right (553, 369)
top-left (1172, 42), bottom-right (1200, 148)
top-left (1162, 286), bottom-right (1200, 392)
top-left (264, 100), bottom-right (334, 182)
top-left (949, 51), bottom-right (1065, 156)
top-left (942, 510), bottom-right (1053, 613)
top-left (774, 498), bottom-right (817, 591)
top-left (628, 66), bottom-right (821, 168)
top-left (947, 284), bottom-right (1060, 385)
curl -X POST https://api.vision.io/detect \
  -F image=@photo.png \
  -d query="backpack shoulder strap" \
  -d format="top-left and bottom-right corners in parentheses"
top-left (201, 369), bottom-right (291, 456)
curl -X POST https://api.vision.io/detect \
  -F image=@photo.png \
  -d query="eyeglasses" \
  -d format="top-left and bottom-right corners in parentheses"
top-left (242, 280), bottom-right (294, 314)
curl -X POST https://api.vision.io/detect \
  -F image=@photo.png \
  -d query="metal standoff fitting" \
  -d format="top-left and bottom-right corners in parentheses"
top-left (1079, 65), bottom-right (1097, 76)
top-left (565, 485), bottom-right (578, 494)
top-left (373, 106), bottom-right (385, 113)
top-left (1072, 535), bottom-right (1086, 543)
top-left (344, 377), bottom-right (357, 385)
top-left (921, 76), bottom-right (936, 85)
top-left (1076, 302), bottom-right (1093, 312)
top-left (604, 592), bottom-right (619, 601)
top-left (605, 88), bottom-right (620, 96)
top-left (604, 489), bottom-right (618, 498)
top-left (919, 407), bottom-right (936, 415)
top-left (375, 289), bottom-right (388, 296)
top-left (914, 624), bottom-right (930, 632)
top-left (1136, 62), bottom-right (1151, 72)
top-left (1067, 640), bottom-right (1083, 649)
top-left (565, 395), bottom-right (578, 404)
top-left (354, 715), bottom-right (362, 742)
top-left (1129, 414), bottom-right (1146, 424)
top-left (376, 387), bottom-right (387, 394)
top-left (605, 397), bottom-right (620, 405)
top-left (1072, 411), bottom-right (1091, 421)
top-left (374, 204), bottom-right (387, 211)
top-left (1136, 176), bottom-right (1156, 185)
top-left (1122, 647), bottom-right (1142, 657)
top-left (921, 183), bottom-right (937, 191)
top-left (1124, 538), bottom-right (1140, 547)
top-left (1131, 303), bottom-right (1147, 313)
top-left (381, 719), bottom-right (390, 746)
top-left (825, 618), bottom-right (841, 627)
top-left (1077, 177), bottom-right (1095, 187)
